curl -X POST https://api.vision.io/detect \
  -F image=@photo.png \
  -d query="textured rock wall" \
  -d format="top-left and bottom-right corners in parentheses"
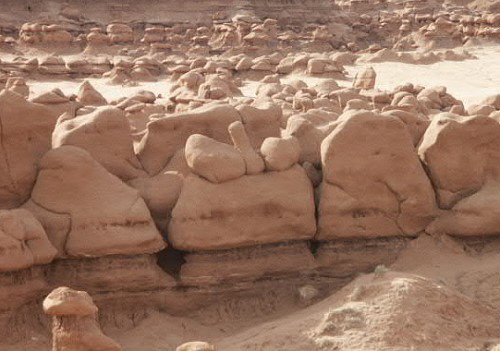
top-left (0, 0), bottom-right (336, 24)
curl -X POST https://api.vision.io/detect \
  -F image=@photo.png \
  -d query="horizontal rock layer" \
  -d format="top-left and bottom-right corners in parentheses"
top-left (0, 0), bottom-right (335, 24)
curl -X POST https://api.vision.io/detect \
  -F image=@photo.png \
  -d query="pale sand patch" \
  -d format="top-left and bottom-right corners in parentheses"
top-left (349, 46), bottom-right (500, 107)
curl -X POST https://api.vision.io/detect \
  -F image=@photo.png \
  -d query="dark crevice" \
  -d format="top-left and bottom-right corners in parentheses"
top-left (156, 246), bottom-right (186, 280)
top-left (308, 239), bottom-right (320, 256)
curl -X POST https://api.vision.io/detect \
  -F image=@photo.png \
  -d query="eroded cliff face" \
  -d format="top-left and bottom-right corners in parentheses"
top-left (0, 0), bottom-right (335, 25)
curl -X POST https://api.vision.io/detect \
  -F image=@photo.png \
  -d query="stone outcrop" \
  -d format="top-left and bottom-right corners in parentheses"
top-left (318, 110), bottom-right (437, 239)
top-left (43, 287), bottom-right (122, 351)
top-left (185, 134), bottom-right (246, 183)
top-left (0, 209), bottom-right (57, 272)
top-left (260, 136), bottom-right (300, 172)
top-left (285, 109), bottom-right (339, 166)
top-left (353, 66), bottom-right (376, 89)
top-left (0, 90), bottom-right (61, 209)
top-left (24, 146), bottom-right (165, 257)
top-left (137, 102), bottom-right (280, 175)
top-left (169, 165), bottom-right (316, 251)
top-left (420, 113), bottom-right (500, 236)
top-left (137, 104), bottom-right (240, 175)
top-left (419, 113), bottom-right (500, 209)
top-left (228, 121), bottom-right (265, 175)
top-left (52, 107), bottom-right (145, 181)
top-left (76, 81), bottom-right (108, 106)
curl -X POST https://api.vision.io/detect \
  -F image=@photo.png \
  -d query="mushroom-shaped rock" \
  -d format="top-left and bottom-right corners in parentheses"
top-left (176, 341), bottom-right (216, 351)
top-left (318, 110), bottom-right (437, 239)
top-left (260, 136), bottom-right (300, 172)
top-left (185, 134), bottom-right (245, 183)
top-left (24, 146), bottom-right (165, 257)
top-left (353, 67), bottom-right (376, 90)
top-left (76, 81), bottom-right (107, 106)
top-left (169, 164), bottom-right (316, 251)
top-left (44, 287), bottom-right (122, 351)
top-left (0, 209), bottom-right (57, 272)
top-left (228, 121), bottom-right (265, 175)
top-left (52, 107), bottom-right (145, 181)
top-left (43, 287), bottom-right (97, 316)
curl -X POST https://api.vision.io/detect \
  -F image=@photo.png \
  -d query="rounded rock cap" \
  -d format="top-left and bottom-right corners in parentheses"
top-left (43, 286), bottom-right (98, 316)
top-left (176, 341), bottom-right (216, 351)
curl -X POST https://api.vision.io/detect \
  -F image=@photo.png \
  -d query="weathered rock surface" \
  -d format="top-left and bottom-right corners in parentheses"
top-left (185, 134), bottom-right (246, 183)
top-left (53, 106), bottom-right (145, 180)
top-left (420, 113), bottom-right (500, 236)
top-left (353, 66), bottom-right (376, 89)
top-left (76, 81), bottom-right (108, 106)
top-left (137, 104), bottom-right (240, 175)
top-left (0, 90), bottom-right (61, 208)
top-left (0, 209), bottom-right (57, 272)
top-left (169, 165), bottom-right (316, 251)
top-left (285, 109), bottom-right (339, 166)
top-left (24, 146), bottom-right (165, 257)
top-left (44, 287), bottom-right (122, 351)
top-left (419, 113), bottom-right (500, 209)
top-left (228, 121), bottom-right (265, 175)
top-left (260, 136), bottom-right (301, 172)
top-left (318, 110), bottom-right (436, 239)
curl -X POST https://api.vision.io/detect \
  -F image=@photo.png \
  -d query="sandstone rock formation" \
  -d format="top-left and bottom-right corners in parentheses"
top-left (76, 81), bottom-right (108, 106)
top-left (420, 113), bottom-right (500, 236)
top-left (260, 136), bottom-right (301, 172)
top-left (52, 107), bottom-right (145, 180)
top-left (138, 102), bottom-right (280, 175)
top-left (43, 287), bottom-right (122, 351)
top-left (228, 121), bottom-right (265, 175)
top-left (0, 209), bottom-right (57, 272)
top-left (318, 110), bottom-right (436, 239)
top-left (4, 3), bottom-right (500, 350)
top-left (353, 66), bottom-right (376, 89)
top-left (169, 165), bottom-right (316, 251)
top-left (24, 146), bottom-right (165, 257)
top-left (137, 104), bottom-right (240, 175)
top-left (0, 90), bottom-right (61, 209)
top-left (185, 134), bottom-right (246, 183)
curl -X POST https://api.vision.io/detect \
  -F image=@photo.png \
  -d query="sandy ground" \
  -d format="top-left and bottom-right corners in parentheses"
top-left (351, 46), bottom-right (500, 107)
top-left (112, 235), bottom-right (500, 351)
top-left (12, 234), bottom-right (500, 351)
